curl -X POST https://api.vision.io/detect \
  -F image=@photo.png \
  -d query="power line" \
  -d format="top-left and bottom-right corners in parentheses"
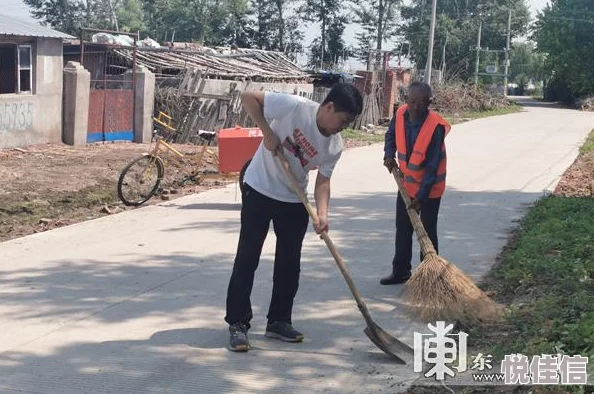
top-left (540, 15), bottom-right (594, 24)
top-left (544, 9), bottom-right (594, 17)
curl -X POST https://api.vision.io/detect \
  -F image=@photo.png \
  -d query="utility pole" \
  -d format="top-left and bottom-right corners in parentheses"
top-left (320, 0), bottom-right (325, 69)
top-left (474, 18), bottom-right (482, 86)
top-left (441, 31), bottom-right (448, 77)
top-left (424, 0), bottom-right (437, 85)
top-left (503, 9), bottom-right (512, 96)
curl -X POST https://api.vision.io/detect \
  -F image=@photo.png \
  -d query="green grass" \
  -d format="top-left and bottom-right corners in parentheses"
top-left (580, 129), bottom-right (594, 154)
top-left (341, 128), bottom-right (384, 143)
top-left (483, 196), bottom-right (594, 355)
top-left (402, 112), bottom-right (593, 394)
top-left (444, 105), bottom-right (522, 125)
top-left (344, 105), bottom-right (522, 140)
top-left (470, 195), bottom-right (594, 392)
top-left (409, 195), bottom-right (594, 394)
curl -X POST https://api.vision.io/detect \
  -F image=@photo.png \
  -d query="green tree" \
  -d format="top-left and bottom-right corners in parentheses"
top-left (532, 0), bottom-right (594, 98)
top-left (228, 0), bottom-right (256, 48)
top-left (248, 0), bottom-right (303, 54)
top-left (508, 41), bottom-right (545, 95)
top-left (307, 15), bottom-right (349, 68)
top-left (24, 0), bottom-right (85, 35)
top-left (400, 0), bottom-right (531, 81)
top-left (24, 0), bottom-right (114, 35)
top-left (300, 0), bottom-right (347, 68)
top-left (251, 0), bottom-right (280, 49)
top-left (137, 0), bottom-right (251, 45)
top-left (282, 18), bottom-right (305, 60)
top-left (352, 0), bottom-right (401, 65)
top-left (117, 0), bottom-right (146, 33)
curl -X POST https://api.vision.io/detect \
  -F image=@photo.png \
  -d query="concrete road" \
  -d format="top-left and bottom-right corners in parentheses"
top-left (1, 99), bottom-right (593, 393)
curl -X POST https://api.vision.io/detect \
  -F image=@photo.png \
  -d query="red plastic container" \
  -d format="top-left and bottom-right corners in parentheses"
top-left (217, 126), bottom-right (263, 173)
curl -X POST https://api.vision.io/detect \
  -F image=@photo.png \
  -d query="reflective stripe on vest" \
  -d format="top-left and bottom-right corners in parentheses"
top-left (395, 104), bottom-right (451, 199)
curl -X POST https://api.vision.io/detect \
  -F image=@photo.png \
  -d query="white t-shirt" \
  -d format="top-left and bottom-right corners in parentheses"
top-left (243, 91), bottom-right (343, 203)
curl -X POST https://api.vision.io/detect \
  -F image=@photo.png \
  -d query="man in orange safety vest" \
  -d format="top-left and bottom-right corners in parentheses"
top-left (381, 81), bottom-right (451, 285)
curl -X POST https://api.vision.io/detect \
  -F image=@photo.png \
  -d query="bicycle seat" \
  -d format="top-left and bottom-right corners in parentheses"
top-left (198, 130), bottom-right (217, 141)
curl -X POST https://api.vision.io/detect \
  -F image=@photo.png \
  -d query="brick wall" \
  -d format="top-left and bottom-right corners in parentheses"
top-left (397, 69), bottom-right (412, 86)
top-left (353, 68), bottom-right (413, 120)
top-left (383, 71), bottom-right (396, 119)
top-left (354, 71), bottom-right (376, 95)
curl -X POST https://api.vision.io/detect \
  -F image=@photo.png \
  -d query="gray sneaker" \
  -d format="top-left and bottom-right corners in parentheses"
top-left (265, 321), bottom-right (304, 342)
top-left (229, 323), bottom-right (249, 352)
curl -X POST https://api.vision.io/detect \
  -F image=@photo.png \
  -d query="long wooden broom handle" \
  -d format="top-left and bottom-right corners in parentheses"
top-left (391, 169), bottom-right (438, 257)
top-left (275, 147), bottom-right (377, 327)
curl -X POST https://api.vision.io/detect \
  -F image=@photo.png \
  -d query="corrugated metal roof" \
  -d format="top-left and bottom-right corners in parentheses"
top-left (0, 14), bottom-right (74, 39)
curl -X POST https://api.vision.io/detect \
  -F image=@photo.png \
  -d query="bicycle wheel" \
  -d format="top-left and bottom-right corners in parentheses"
top-left (239, 158), bottom-right (251, 195)
top-left (117, 155), bottom-right (165, 206)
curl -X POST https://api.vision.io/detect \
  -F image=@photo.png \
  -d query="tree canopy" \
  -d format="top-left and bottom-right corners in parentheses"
top-left (532, 0), bottom-right (594, 98)
top-left (351, 0), bottom-right (400, 64)
top-left (399, 0), bottom-right (530, 81)
top-left (508, 41), bottom-right (545, 94)
top-left (24, 0), bottom-right (405, 70)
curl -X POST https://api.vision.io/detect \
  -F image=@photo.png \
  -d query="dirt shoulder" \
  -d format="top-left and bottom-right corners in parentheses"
top-left (553, 130), bottom-right (594, 197)
top-left (0, 135), bottom-right (376, 243)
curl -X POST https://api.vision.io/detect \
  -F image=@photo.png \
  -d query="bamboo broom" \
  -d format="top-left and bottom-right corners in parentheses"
top-left (390, 169), bottom-right (503, 325)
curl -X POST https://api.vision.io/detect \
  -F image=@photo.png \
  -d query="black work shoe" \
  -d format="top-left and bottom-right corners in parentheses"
top-left (380, 272), bottom-right (411, 285)
top-left (229, 323), bottom-right (249, 352)
top-left (265, 321), bottom-right (304, 342)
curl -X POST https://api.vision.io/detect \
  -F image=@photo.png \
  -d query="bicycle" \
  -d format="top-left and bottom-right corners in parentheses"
top-left (238, 157), bottom-right (251, 196)
top-left (117, 111), bottom-right (223, 206)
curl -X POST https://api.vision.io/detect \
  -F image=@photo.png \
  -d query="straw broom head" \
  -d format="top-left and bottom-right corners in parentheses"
top-left (390, 169), bottom-right (504, 325)
top-left (399, 252), bottom-right (504, 325)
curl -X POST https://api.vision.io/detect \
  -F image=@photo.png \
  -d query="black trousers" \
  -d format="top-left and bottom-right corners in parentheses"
top-left (225, 183), bottom-right (309, 329)
top-left (392, 192), bottom-right (441, 275)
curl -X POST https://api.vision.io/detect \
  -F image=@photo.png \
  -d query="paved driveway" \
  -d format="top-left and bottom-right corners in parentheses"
top-left (1, 98), bottom-right (593, 393)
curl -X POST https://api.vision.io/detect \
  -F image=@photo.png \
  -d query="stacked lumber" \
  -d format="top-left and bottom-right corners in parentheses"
top-left (353, 77), bottom-right (382, 130)
top-left (112, 47), bottom-right (308, 81)
top-left (153, 68), bottom-right (256, 144)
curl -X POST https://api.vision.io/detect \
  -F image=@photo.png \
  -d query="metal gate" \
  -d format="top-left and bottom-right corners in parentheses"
top-left (87, 88), bottom-right (134, 142)
top-left (80, 28), bottom-right (137, 143)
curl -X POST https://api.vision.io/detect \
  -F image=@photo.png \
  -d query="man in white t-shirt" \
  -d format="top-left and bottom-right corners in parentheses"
top-left (225, 83), bottom-right (363, 352)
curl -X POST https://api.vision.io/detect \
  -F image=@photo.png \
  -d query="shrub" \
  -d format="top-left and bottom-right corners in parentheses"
top-left (577, 96), bottom-right (594, 112)
top-left (431, 83), bottom-right (513, 114)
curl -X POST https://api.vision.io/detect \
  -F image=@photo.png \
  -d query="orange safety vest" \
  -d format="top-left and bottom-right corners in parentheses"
top-left (395, 104), bottom-right (451, 199)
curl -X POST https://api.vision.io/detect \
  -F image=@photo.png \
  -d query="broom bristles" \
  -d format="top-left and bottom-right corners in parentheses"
top-left (400, 254), bottom-right (504, 325)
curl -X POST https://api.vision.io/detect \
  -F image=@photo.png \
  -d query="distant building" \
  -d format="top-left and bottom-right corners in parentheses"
top-left (0, 14), bottom-right (73, 149)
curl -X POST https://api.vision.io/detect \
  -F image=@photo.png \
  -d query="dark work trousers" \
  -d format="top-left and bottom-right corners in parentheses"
top-left (225, 183), bottom-right (309, 330)
top-left (392, 192), bottom-right (441, 275)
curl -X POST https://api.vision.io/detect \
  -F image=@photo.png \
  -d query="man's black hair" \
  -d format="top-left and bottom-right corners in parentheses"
top-left (322, 82), bottom-right (364, 116)
top-left (408, 81), bottom-right (432, 102)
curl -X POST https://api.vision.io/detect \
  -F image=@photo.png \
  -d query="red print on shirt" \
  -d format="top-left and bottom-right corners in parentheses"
top-left (293, 128), bottom-right (318, 159)
top-left (282, 128), bottom-right (318, 168)
top-left (283, 136), bottom-right (309, 167)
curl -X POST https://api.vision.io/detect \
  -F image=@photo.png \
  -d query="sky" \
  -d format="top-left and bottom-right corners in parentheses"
top-left (1, 0), bottom-right (550, 70)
